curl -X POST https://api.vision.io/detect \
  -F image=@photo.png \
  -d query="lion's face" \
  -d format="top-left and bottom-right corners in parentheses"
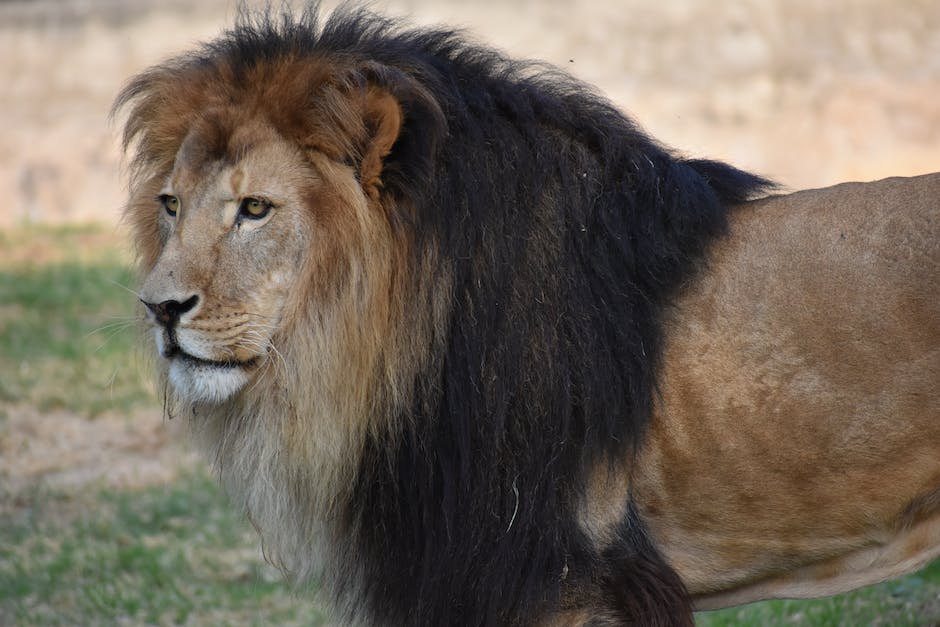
top-left (138, 119), bottom-right (328, 404)
top-left (119, 50), bottom-right (439, 414)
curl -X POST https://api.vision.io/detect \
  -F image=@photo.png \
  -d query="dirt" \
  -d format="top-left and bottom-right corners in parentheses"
top-left (2, 0), bottom-right (938, 228)
top-left (0, 227), bottom-right (131, 266)
top-left (0, 404), bottom-right (198, 501)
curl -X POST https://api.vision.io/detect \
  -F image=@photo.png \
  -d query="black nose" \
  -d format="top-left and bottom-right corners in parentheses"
top-left (142, 295), bottom-right (199, 327)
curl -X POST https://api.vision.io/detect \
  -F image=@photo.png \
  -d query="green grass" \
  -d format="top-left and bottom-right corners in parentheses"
top-left (0, 224), bottom-right (324, 625)
top-left (0, 471), bottom-right (324, 626)
top-left (699, 562), bottom-right (940, 626)
top-left (1, 224), bottom-right (938, 625)
top-left (0, 224), bottom-right (154, 415)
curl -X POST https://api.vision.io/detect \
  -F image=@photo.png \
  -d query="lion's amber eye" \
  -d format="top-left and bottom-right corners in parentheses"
top-left (238, 197), bottom-right (272, 220)
top-left (159, 194), bottom-right (180, 217)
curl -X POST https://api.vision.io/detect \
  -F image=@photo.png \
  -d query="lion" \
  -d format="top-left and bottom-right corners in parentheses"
top-left (114, 6), bottom-right (940, 626)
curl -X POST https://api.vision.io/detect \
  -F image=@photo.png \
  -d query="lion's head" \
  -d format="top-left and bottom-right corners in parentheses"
top-left (117, 16), bottom-right (448, 410)
top-left (115, 7), bottom-right (771, 626)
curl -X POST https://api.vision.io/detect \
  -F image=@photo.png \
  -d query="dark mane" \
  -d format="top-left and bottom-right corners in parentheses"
top-left (131, 5), bottom-right (773, 625)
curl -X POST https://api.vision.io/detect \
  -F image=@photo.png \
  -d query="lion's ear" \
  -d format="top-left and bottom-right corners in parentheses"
top-left (354, 63), bottom-right (446, 203)
top-left (359, 85), bottom-right (404, 199)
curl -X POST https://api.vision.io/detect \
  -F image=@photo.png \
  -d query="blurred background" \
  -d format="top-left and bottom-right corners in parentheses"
top-left (3, 0), bottom-right (938, 227)
top-left (1, 0), bottom-right (938, 624)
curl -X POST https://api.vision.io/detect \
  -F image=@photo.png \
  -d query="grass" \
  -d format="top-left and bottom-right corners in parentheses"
top-left (699, 564), bottom-right (940, 626)
top-left (0, 224), bottom-right (937, 625)
top-left (0, 224), bottom-right (154, 416)
top-left (0, 471), bottom-right (324, 626)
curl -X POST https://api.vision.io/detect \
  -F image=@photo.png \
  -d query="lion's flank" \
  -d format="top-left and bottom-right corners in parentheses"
top-left (116, 4), bottom-right (773, 626)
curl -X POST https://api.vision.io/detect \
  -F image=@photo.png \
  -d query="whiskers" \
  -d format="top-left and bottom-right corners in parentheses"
top-left (88, 275), bottom-right (147, 351)
top-left (106, 276), bottom-right (144, 300)
top-left (162, 376), bottom-right (174, 422)
top-left (241, 325), bottom-right (291, 397)
top-left (85, 315), bottom-right (141, 350)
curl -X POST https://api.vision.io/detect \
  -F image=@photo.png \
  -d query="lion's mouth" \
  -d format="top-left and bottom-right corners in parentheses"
top-left (153, 328), bottom-right (259, 404)
top-left (163, 338), bottom-right (259, 370)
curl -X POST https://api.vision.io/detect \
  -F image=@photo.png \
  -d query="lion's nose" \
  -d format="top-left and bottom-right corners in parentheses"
top-left (141, 295), bottom-right (199, 327)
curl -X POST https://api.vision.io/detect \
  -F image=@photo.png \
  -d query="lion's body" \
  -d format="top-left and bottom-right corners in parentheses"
top-left (640, 173), bottom-right (940, 609)
top-left (115, 6), bottom-right (939, 626)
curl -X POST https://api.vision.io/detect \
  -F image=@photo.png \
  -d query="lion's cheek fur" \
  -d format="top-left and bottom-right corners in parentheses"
top-left (185, 238), bottom-right (453, 590)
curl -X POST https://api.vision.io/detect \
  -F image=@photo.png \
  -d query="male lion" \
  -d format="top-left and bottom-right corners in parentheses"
top-left (115, 6), bottom-right (940, 626)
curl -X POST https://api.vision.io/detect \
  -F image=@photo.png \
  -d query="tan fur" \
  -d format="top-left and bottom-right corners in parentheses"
top-left (628, 173), bottom-right (940, 607)
top-left (579, 458), bottom-right (632, 548)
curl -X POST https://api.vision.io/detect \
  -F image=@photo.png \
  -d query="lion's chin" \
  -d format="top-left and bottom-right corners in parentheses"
top-left (167, 357), bottom-right (251, 404)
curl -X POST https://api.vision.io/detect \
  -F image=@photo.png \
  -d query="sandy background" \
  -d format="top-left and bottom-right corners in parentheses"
top-left (2, 0), bottom-right (939, 228)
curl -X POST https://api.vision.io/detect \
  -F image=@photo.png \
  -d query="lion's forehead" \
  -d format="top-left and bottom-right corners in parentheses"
top-left (171, 117), bottom-right (314, 202)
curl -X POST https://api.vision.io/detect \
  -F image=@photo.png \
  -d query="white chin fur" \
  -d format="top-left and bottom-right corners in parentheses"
top-left (168, 358), bottom-right (250, 404)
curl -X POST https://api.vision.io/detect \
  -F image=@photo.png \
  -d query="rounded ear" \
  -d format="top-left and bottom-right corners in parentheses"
top-left (354, 62), bottom-right (446, 203)
top-left (359, 85), bottom-right (404, 199)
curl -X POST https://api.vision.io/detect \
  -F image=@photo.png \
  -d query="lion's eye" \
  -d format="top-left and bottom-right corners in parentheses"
top-left (238, 197), bottom-right (272, 220)
top-left (159, 194), bottom-right (180, 217)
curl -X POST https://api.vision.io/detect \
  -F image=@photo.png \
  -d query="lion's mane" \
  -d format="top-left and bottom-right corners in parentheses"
top-left (117, 6), bottom-right (771, 626)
